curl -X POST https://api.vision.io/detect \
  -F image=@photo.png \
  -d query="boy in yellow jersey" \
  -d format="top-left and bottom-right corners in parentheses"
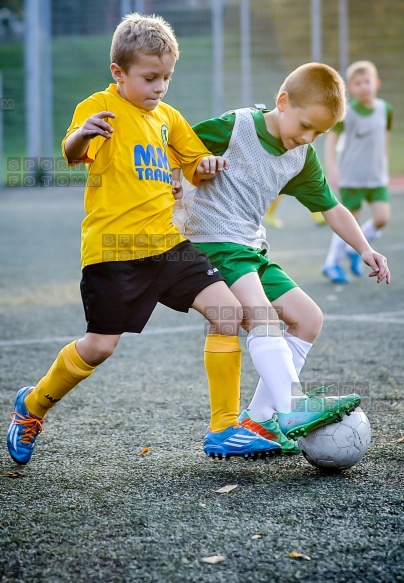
top-left (7, 13), bottom-right (281, 465)
top-left (322, 61), bottom-right (392, 283)
top-left (172, 63), bottom-right (390, 453)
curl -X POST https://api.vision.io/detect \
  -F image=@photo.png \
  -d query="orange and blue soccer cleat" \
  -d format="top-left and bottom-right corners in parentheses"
top-left (203, 424), bottom-right (281, 460)
top-left (277, 387), bottom-right (361, 441)
top-left (7, 387), bottom-right (45, 464)
top-left (238, 410), bottom-right (301, 455)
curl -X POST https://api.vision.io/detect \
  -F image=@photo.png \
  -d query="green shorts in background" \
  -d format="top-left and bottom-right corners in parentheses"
top-left (193, 242), bottom-right (297, 302)
top-left (340, 186), bottom-right (390, 211)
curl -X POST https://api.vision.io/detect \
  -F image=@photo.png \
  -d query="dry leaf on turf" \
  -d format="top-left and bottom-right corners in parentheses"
top-left (199, 502), bottom-right (207, 508)
top-left (288, 551), bottom-right (312, 561)
top-left (212, 484), bottom-right (238, 494)
top-left (4, 471), bottom-right (24, 479)
top-left (139, 447), bottom-right (151, 457)
top-left (251, 534), bottom-right (262, 540)
top-left (200, 555), bottom-right (225, 564)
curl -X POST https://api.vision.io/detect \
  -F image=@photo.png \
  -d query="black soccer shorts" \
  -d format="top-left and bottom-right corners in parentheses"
top-left (80, 240), bottom-right (224, 334)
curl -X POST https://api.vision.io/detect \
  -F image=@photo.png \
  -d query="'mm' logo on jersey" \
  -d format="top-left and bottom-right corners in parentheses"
top-left (134, 144), bottom-right (172, 184)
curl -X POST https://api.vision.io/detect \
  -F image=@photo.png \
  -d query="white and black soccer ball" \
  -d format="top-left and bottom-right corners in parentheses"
top-left (298, 408), bottom-right (371, 471)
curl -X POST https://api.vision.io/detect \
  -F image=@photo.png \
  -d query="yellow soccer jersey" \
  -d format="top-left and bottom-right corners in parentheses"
top-left (62, 84), bottom-right (211, 268)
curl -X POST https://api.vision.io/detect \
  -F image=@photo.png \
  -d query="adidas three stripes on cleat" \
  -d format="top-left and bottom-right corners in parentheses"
top-left (203, 424), bottom-right (281, 460)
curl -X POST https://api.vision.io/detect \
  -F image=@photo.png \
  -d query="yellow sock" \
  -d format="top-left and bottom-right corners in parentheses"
top-left (204, 334), bottom-right (241, 432)
top-left (25, 340), bottom-right (95, 418)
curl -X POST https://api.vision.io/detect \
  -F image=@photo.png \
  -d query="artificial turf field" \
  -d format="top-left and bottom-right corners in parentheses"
top-left (0, 186), bottom-right (403, 583)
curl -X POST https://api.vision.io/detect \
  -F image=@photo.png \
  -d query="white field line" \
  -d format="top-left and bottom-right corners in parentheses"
top-left (1, 311), bottom-right (404, 348)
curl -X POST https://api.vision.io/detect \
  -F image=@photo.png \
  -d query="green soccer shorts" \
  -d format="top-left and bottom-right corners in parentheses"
top-left (340, 186), bottom-right (390, 211)
top-left (193, 242), bottom-right (297, 302)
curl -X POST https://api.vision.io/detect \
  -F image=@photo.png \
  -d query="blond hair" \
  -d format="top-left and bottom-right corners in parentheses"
top-left (346, 60), bottom-right (378, 83)
top-left (110, 13), bottom-right (179, 71)
top-left (278, 62), bottom-right (346, 122)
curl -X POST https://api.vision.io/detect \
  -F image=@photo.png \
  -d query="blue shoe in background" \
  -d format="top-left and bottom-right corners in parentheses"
top-left (348, 252), bottom-right (363, 276)
top-left (322, 264), bottom-right (349, 283)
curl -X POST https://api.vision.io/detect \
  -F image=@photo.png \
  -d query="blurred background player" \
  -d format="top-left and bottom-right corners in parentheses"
top-left (322, 60), bottom-right (392, 283)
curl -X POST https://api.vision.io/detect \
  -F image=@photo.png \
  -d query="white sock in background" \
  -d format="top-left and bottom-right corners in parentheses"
top-left (246, 330), bottom-right (301, 420)
top-left (361, 218), bottom-right (382, 241)
top-left (324, 232), bottom-right (348, 268)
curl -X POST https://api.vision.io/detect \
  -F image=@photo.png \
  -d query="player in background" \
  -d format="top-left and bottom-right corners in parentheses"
top-left (171, 63), bottom-right (390, 454)
top-left (7, 13), bottom-right (282, 466)
top-left (322, 60), bottom-right (392, 283)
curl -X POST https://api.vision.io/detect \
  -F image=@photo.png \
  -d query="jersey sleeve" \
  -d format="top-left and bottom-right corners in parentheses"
top-left (167, 110), bottom-right (213, 185)
top-left (281, 145), bottom-right (339, 212)
top-left (168, 111), bottom-right (235, 184)
top-left (191, 113), bottom-right (235, 155)
top-left (61, 94), bottom-right (109, 165)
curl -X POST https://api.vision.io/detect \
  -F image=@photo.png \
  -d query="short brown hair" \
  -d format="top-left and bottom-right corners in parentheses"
top-left (346, 60), bottom-right (378, 83)
top-left (110, 12), bottom-right (179, 72)
top-left (278, 62), bottom-right (347, 122)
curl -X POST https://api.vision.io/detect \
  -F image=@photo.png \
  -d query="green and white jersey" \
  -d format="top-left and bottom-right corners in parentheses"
top-left (333, 98), bottom-right (392, 188)
top-left (175, 108), bottom-right (338, 248)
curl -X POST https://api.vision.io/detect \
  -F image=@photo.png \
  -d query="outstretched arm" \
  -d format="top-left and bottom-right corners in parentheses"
top-left (323, 203), bottom-right (390, 284)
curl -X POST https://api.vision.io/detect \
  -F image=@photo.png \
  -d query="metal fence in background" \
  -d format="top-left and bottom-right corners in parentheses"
top-left (0, 0), bottom-right (403, 185)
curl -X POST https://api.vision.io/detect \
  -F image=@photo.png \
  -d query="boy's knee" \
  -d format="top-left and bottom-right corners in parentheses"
top-left (302, 305), bottom-right (323, 342)
top-left (78, 335), bottom-right (119, 366)
top-left (374, 218), bottom-right (388, 229)
top-left (311, 306), bottom-right (323, 337)
top-left (209, 302), bottom-right (243, 336)
top-left (94, 338), bottom-right (119, 363)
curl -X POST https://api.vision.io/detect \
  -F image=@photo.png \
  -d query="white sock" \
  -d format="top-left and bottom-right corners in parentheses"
top-left (284, 334), bottom-right (313, 376)
top-left (246, 330), bottom-right (301, 420)
top-left (324, 232), bottom-right (348, 268)
top-left (361, 218), bottom-right (382, 241)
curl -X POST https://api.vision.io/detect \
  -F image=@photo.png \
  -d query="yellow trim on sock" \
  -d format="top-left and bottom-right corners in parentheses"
top-left (204, 334), bottom-right (241, 432)
top-left (204, 333), bottom-right (241, 353)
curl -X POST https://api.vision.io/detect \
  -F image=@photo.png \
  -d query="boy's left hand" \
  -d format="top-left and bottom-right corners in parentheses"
top-left (197, 156), bottom-right (230, 178)
top-left (172, 180), bottom-right (183, 200)
top-left (362, 250), bottom-right (391, 284)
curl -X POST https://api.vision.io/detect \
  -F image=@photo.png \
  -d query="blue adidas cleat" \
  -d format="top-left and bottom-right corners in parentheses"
top-left (203, 424), bottom-right (281, 460)
top-left (322, 264), bottom-right (349, 283)
top-left (238, 410), bottom-right (300, 455)
top-left (277, 388), bottom-right (361, 441)
top-left (348, 251), bottom-right (363, 276)
top-left (7, 387), bottom-right (45, 465)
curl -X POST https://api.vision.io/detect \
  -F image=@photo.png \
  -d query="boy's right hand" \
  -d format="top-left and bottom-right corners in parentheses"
top-left (197, 156), bottom-right (230, 179)
top-left (78, 111), bottom-right (116, 140)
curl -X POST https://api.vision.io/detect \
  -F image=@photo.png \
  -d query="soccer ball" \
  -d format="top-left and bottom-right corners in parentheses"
top-left (298, 408), bottom-right (371, 471)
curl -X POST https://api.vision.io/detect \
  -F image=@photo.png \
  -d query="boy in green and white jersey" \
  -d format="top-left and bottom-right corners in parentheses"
top-left (172, 63), bottom-right (390, 453)
top-left (323, 60), bottom-right (392, 283)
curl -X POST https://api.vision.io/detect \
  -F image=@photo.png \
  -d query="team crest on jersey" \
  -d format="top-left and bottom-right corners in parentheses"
top-left (161, 124), bottom-right (169, 147)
